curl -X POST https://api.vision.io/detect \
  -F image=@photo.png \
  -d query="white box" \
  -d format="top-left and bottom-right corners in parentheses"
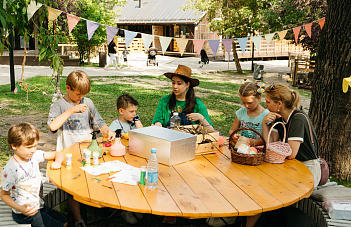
top-left (129, 126), bottom-right (197, 166)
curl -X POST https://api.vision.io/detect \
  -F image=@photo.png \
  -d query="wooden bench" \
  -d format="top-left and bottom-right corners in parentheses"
top-left (293, 197), bottom-right (351, 227)
top-left (0, 169), bottom-right (67, 227)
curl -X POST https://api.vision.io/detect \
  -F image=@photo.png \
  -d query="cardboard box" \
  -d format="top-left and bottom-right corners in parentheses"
top-left (129, 126), bottom-right (197, 166)
top-left (174, 125), bottom-right (219, 155)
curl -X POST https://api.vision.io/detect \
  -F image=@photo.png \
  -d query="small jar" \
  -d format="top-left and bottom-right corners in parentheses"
top-left (84, 149), bottom-right (91, 166)
top-left (93, 151), bottom-right (99, 167)
top-left (66, 153), bottom-right (72, 169)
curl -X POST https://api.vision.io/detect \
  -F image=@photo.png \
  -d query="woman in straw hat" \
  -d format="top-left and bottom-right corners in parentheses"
top-left (152, 64), bottom-right (214, 130)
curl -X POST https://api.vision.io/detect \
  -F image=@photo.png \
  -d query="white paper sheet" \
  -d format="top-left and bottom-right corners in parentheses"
top-left (80, 160), bottom-right (138, 176)
top-left (109, 168), bottom-right (141, 186)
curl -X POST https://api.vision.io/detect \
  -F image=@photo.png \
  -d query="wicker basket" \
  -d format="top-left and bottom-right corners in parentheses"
top-left (264, 122), bottom-right (292, 164)
top-left (229, 128), bottom-right (266, 166)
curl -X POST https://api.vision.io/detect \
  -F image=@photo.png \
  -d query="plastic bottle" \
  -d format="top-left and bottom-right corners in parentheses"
top-left (146, 148), bottom-right (158, 189)
top-left (170, 112), bottom-right (181, 128)
top-left (93, 151), bottom-right (99, 167)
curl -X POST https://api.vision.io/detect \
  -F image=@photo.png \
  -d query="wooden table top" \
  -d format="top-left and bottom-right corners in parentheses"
top-left (47, 141), bottom-right (314, 219)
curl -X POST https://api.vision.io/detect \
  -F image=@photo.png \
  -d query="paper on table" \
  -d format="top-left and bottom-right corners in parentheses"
top-left (80, 160), bottom-right (138, 176)
top-left (109, 168), bottom-right (141, 185)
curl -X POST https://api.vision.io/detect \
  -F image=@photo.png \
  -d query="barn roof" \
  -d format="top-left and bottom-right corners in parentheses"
top-left (116, 0), bottom-right (205, 24)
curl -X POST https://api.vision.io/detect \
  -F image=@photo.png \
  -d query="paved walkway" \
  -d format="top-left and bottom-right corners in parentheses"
top-left (0, 53), bottom-right (291, 85)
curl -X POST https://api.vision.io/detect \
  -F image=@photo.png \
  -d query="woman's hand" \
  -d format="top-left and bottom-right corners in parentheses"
top-left (263, 112), bottom-right (281, 125)
top-left (186, 113), bottom-right (204, 122)
top-left (152, 122), bottom-right (162, 127)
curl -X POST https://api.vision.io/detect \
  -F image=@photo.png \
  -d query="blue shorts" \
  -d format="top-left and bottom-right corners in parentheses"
top-left (12, 206), bottom-right (67, 227)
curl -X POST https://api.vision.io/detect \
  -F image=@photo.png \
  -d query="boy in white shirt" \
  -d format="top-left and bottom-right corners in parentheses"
top-left (1, 122), bottom-right (67, 227)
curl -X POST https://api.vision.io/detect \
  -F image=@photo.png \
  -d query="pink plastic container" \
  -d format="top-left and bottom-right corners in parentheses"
top-left (110, 138), bottom-right (126, 156)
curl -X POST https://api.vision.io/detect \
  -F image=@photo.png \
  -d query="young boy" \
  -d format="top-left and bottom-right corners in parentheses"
top-left (109, 93), bottom-right (143, 134)
top-left (1, 123), bottom-right (67, 227)
top-left (47, 70), bottom-right (115, 227)
top-left (109, 93), bottom-right (143, 224)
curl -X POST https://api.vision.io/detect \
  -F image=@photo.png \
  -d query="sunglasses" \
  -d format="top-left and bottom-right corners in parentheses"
top-left (268, 82), bottom-right (282, 100)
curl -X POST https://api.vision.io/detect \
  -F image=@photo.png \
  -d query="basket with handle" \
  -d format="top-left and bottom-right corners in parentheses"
top-left (264, 122), bottom-right (292, 164)
top-left (229, 127), bottom-right (266, 166)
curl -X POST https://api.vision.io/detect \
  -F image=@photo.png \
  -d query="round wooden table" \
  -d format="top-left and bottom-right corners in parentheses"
top-left (47, 141), bottom-right (314, 218)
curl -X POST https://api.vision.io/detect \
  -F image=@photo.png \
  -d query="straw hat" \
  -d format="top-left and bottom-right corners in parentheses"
top-left (164, 65), bottom-right (199, 87)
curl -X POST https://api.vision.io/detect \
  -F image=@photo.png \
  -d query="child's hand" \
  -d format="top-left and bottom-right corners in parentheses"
top-left (232, 134), bottom-right (241, 143)
top-left (106, 129), bottom-right (116, 141)
top-left (51, 161), bottom-right (62, 170)
top-left (71, 104), bottom-right (87, 114)
top-left (263, 112), bottom-right (281, 124)
top-left (152, 122), bottom-right (162, 127)
top-left (21, 204), bottom-right (38, 216)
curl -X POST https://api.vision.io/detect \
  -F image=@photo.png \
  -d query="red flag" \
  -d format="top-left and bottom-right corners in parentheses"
top-left (305, 23), bottom-right (312, 38)
top-left (318, 18), bottom-right (325, 29)
top-left (293, 26), bottom-right (301, 43)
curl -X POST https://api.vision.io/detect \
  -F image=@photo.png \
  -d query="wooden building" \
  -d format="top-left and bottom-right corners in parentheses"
top-left (116, 0), bottom-right (220, 54)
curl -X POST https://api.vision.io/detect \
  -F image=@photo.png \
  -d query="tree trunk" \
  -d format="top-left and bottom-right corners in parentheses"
top-left (232, 41), bottom-right (242, 73)
top-left (309, 0), bottom-right (351, 180)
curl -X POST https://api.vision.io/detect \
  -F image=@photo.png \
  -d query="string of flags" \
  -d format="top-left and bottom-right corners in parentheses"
top-left (26, 0), bottom-right (325, 57)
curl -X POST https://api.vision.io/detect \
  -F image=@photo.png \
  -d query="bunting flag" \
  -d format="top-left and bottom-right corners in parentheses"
top-left (237, 38), bottom-right (249, 54)
top-left (27, 0), bottom-right (42, 20)
top-left (265, 33), bottom-right (275, 47)
top-left (159, 36), bottom-right (172, 54)
top-left (86, 20), bottom-right (100, 40)
top-left (47, 6), bottom-right (62, 23)
top-left (193, 40), bottom-right (205, 56)
top-left (318, 18), bottom-right (325, 29)
top-left (251, 36), bottom-right (262, 52)
top-left (293, 26), bottom-right (301, 43)
top-left (278, 30), bottom-right (288, 40)
top-left (106, 25), bottom-right (119, 45)
top-left (175, 38), bottom-right (188, 56)
top-left (222, 39), bottom-right (233, 56)
top-left (304, 23), bottom-right (312, 38)
top-left (67, 14), bottom-right (81, 34)
top-left (141, 34), bottom-right (155, 52)
top-left (208, 40), bottom-right (220, 56)
top-left (124, 30), bottom-right (138, 49)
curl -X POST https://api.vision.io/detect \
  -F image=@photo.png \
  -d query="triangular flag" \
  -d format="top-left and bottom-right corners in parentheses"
top-left (278, 30), bottom-right (288, 40)
top-left (192, 40), bottom-right (205, 56)
top-left (159, 36), bottom-right (172, 54)
top-left (304, 23), bottom-right (312, 38)
top-left (251, 36), bottom-right (262, 52)
top-left (142, 34), bottom-right (155, 52)
top-left (27, 0), bottom-right (42, 20)
top-left (237, 38), bottom-right (249, 54)
top-left (47, 6), bottom-right (62, 23)
top-left (105, 25), bottom-right (119, 45)
top-left (67, 14), bottom-right (81, 34)
top-left (222, 39), bottom-right (233, 56)
top-left (124, 30), bottom-right (138, 49)
top-left (265, 33), bottom-right (275, 47)
top-left (207, 40), bottom-right (220, 56)
top-left (293, 26), bottom-right (301, 43)
top-left (318, 18), bottom-right (325, 29)
top-left (175, 38), bottom-right (188, 56)
top-left (86, 20), bottom-right (100, 41)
